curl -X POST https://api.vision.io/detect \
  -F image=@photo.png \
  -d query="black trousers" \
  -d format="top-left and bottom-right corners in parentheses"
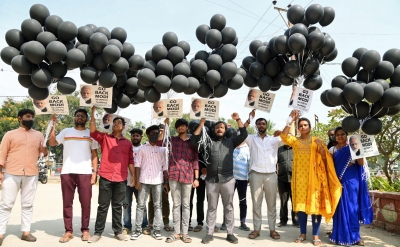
top-left (189, 178), bottom-right (206, 226)
top-left (94, 176), bottom-right (126, 235)
top-left (277, 179), bottom-right (296, 224)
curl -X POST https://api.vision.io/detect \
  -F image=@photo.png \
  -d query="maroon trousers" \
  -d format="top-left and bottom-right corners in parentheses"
top-left (61, 174), bottom-right (92, 233)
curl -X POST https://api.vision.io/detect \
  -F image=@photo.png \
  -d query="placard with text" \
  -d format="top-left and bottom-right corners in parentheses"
top-left (32, 95), bottom-right (69, 115)
top-left (244, 88), bottom-right (275, 113)
top-left (151, 99), bottom-right (183, 118)
top-left (79, 85), bottom-right (113, 108)
top-left (190, 98), bottom-right (219, 121)
top-left (348, 134), bottom-right (379, 160)
top-left (289, 87), bottom-right (313, 112)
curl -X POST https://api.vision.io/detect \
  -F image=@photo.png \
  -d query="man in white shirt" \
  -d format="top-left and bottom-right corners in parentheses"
top-left (49, 109), bottom-right (99, 243)
top-left (243, 110), bottom-right (281, 240)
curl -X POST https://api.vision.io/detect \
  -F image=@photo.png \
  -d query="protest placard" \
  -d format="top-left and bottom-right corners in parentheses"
top-left (348, 134), bottom-right (379, 160)
top-left (190, 98), bottom-right (219, 121)
top-left (289, 87), bottom-right (313, 112)
top-left (79, 85), bottom-right (113, 108)
top-left (152, 99), bottom-right (183, 118)
top-left (244, 88), bottom-right (275, 113)
top-left (32, 95), bottom-right (69, 115)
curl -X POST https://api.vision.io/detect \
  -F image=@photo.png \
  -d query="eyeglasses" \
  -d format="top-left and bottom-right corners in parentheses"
top-left (75, 115), bottom-right (87, 119)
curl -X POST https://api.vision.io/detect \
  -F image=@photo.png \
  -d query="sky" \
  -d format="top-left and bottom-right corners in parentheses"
top-left (1, 0), bottom-right (399, 129)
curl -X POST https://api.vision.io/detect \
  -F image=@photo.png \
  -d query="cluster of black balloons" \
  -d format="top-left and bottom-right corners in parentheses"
top-left (320, 48), bottom-right (400, 135)
top-left (189, 14), bottom-right (243, 98)
top-left (241, 4), bottom-right (337, 92)
top-left (0, 4), bottom-right (137, 111)
top-left (122, 31), bottom-right (193, 106)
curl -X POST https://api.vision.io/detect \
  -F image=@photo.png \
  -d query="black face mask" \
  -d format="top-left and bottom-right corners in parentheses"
top-left (149, 134), bottom-right (159, 143)
top-left (329, 136), bottom-right (338, 145)
top-left (22, 120), bottom-right (34, 130)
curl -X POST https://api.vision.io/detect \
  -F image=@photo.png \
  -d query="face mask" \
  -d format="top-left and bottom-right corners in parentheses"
top-left (22, 120), bottom-right (34, 129)
top-left (329, 136), bottom-right (338, 145)
top-left (149, 134), bottom-right (159, 143)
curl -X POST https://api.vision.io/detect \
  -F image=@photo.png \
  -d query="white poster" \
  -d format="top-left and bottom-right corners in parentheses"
top-left (289, 87), bottom-right (313, 112)
top-left (32, 95), bottom-right (69, 115)
top-left (79, 85), bottom-right (113, 108)
top-left (152, 99), bottom-right (183, 118)
top-left (348, 134), bottom-right (379, 160)
top-left (100, 113), bottom-right (131, 135)
top-left (244, 88), bottom-right (275, 113)
top-left (190, 98), bottom-right (219, 121)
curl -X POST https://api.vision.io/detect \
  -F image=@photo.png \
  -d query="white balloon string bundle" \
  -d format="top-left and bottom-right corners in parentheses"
top-left (161, 123), bottom-right (173, 167)
top-left (197, 125), bottom-right (212, 166)
top-left (39, 120), bottom-right (54, 160)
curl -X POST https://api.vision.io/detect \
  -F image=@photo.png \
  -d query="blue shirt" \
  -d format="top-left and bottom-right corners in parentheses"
top-left (233, 143), bottom-right (251, 180)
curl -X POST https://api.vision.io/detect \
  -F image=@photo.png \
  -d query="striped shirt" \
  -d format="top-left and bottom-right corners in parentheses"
top-left (233, 143), bottom-right (251, 180)
top-left (135, 143), bottom-right (168, 185)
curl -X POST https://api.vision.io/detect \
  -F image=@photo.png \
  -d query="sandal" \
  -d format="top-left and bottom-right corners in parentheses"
top-left (294, 236), bottom-right (306, 243)
top-left (188, 226), bottom-right (193, 231)
top-left (248, 231), bottom-right (260, 239)
top-left (81, 232), bottom-right (90, 241)
top-left (193, 225), bottom-right (203, 232)
top-left (59, 232), bottom-right (74, 243)
top-left (142, 228), bottom-right (151, 235)
top-left (270, 231), bottom-right (280, 240)
top-left (313, 239), bottom-right (323, 246)
top-left (181, 235), bottom-right (192, 243)
top-left (165, 234), bottom-right (180, 243)
top-left (164, 226), bottom-right (174, 232)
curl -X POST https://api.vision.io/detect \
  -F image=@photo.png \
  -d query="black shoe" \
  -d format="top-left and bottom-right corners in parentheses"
top-left (277, 222), bottom-right (287, 227)
top-left (226, 234), bottom-right (238, 244)
top-left (201, 235), bottom-right (214, 244)
top-left (219, 223), bottom-right (227, 231)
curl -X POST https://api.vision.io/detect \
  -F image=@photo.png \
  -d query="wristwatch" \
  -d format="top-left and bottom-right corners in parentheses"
top-left (194, 177), bottom-right (199, 181)
top-left (92, 169), bottom-right (98, 173)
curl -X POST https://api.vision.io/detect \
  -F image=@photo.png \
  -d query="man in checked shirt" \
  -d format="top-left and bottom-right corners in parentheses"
top-left (158, 118), bottom-right (199, 243)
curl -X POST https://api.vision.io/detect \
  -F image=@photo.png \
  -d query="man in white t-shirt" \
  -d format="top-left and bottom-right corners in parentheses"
top-left (49, 109), bottom-right (99, 243)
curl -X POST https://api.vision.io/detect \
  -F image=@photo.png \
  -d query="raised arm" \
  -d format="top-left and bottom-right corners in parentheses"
top-left (244, 109), bottom-right (255, 128)
top-left (232, 112), bottom-right (248, 147)
top-left (282, 110), bottom-right (299, 135)
top-left (48, 114), bottom-right (59, 146)
top-left (90, 106), bottom-right (97, 133)
top-left (190, 118), bottom-right (205, 148)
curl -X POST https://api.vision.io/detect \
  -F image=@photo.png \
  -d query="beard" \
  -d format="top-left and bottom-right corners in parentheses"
top-left (75, 121), bottom-right (85, 127)
top-left (258, 128), bottom-right (266, 133)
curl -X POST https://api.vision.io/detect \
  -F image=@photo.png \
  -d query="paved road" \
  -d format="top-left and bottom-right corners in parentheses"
top-left (1, 182), bottom-right (398, 247)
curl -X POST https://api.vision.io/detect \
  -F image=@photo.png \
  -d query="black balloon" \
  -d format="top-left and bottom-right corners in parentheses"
top-left (117, 93), bottom-right (131, 108)
top-left (326, 87), bottom-right (346, 106)
top-left (1, 46), bottom-right (20, 65)
top-left (352, 101), bottom-right (370, 119)
top-left (288, 33), bottom-right (306, 54)
top-left (207, 54), bottom-right (223, 71)
top-left (210, 14), bottom-right (226, 31)
top-left (57, 77), bottom-right (76, 94)
top-left (319, 37), bottom-right (335, 56)
top-left (77, 44), bottom-right (94, 65)
top-left (343, 82), bottom-right (364, 104)
top-left (102, 44), bottom-right (121, 64)
top-left (205, 70), bottom-right (220, 87)
top-left (221, 44), bottom-right (237, 63)
top-left (18, 75), bottom-right (33, 88)
top-left (21, 19), bottom-right (42, 41)
top-left (29, 4), bottom-right (50, 26)
top-left (196, 24), bottom-right (210, 44)
top-left (357, 69), bottom-right (374, 83)
top-left (49, 62), bottom-right (67, 79)
top-left (195, 50), bottom-right (209, 62)
top-left (133, 90), bottom-right (146, 103)
top-left (128, 55), bottom-right (145, 70)
top-left (24, 41), bottom-right (46, 64)
top-left (307, 31), bottom-right (325, 51)
top-left (370, 102), bottom-right (389, 118)
top-left (244, 72), bottom-right (258, 88)
top-left (143, 60), bottom-right (156, 72)
top-left (177, 41), bottom-right (190, 56)
top-left (151, 75), bottom-right (170, 93)
top-left (258, 75), bottom-right (273, 92)
top-left (374, 79), bottom-right (390, 91)
top-left (242, 56), bottom-right (256, 71)
top-left (264, 59), bottom-right (280, 77)
top-left (289, 23), bottom-right (308, 37)
top-left (80, 66), bottom-right (98, 84)
top-left (374, 61), bottom-right (394, 79)
top-left (104, 101), bottom-right (118, 114)
top-left (99, 70), bottom-right (117, 88)
top-left (256, 46), bottom-right (271, 64)
top-left (287, 5), bottom-right (305, 24)
top-left (382, 48), bottom-right (400, 67)
top-left (360, 50), bottom-right (381, 71)
top-left (171, 75), bottom-right (189, 93)
top-left (361, 118), bottom-right (382, 135)
top-left (184, 77), bottom-right (200, 95)
top-left (319, 7), bottom-right (335, 26)
top-left (31, 68), bottom-right (51, 88)
top-left (277, 71), bottom-right (294, 86)
top-left (11, 55), bottom-right (32, 75)
top-left (249, 40), bottom-right (263, 57)
top-left (110, 57), bottom-right (129, 76)
top-left (205, 29), bottom-right (222, 49)
top-left (116, 74), bottom-right (127, 87)
top-left (380, 87), bottom-right (400, 108)
top-left (143, 87), bottom-right (161, 103)
top-left (305, 4), bottom-right (324, 24)
top-left (197, 81), bottom-right (213, 98)
top-left (284, 60), bottom-right (301, 78)
top-left (57, 21), bottom-right (78, 43)
top-left (391, 66), bottom-right (400, 86)
top-left (273, 35), bottom-right (289, 54)
top-left (36, 31), bottom-right (57, 48)
top-left (89, 32), bottom-right (108, 53)
top-left (167, 46), bottom-right (184, 65)
top-left (94, 27), bottom-right (111, 40)
top-left (303, 57), bottom-right (320, 77)
top-left (5, 29), bottom-right (26, 50)
top-left (352, 47), bottom-right (368, 60)
top-left (227, 74), bottom-right (244, 90)
top-left (162, 32), bottom-right (178, 50)
top-left (387, 103), bottom-right (400, 115)
top-left (151, 44), bottom-right (168, 63)
top-left (341, 57), bottom-right (360, 78)
top-left (45, 15), bottom-right (63, 36)
top-left (221, 27), bottom-right (236, 44)
top-left (220, 62), bottom-right (237, 81)
top-left (121, 42), bottom-right (135, 60)
top-left (320, 89), bottom-right (335, 107)
top-left (342, 116), bottom-right (360, 133)
top-left (173, 63), bottom-right (191, 77)
top-left (303, 74), bottom-right (322, 90)
top-left (191, 59), bottom-right (208, 79)
top-left (65, 48), bottom-right (85, 69)
top-left (145, 50), bottom-right (153, 61)
top-left (125, 77), bottom-right (139, 94)
top-left (77, 26), bottom-right (94, 44)
top-left (137, 68), bottom-right (155, 87)
top-left (156, 59), bottom-right (173, 76)
top-left (111, 27), bottom-right (127, 44)
top-left (363, 82), bottom-right (384, 103)
top-left (28, 84), bottom-right (49, 100)
top-left (249, 61), bottom-right (264, 79)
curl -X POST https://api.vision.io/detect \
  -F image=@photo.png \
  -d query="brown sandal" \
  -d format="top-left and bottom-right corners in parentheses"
top-left (59, 232), bottom-right (74, 243)
top-left (81, 232), bottom-right (90, 241)
top-left (270, 231), bottom-right (280, 240)
top-left (294, 235), bottom-right (306, 243)
top-left (248, 231), bottom-right (260, 239)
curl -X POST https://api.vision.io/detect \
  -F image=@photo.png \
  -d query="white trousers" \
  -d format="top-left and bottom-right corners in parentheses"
top-left (0, 173), bottom-right (38, 234)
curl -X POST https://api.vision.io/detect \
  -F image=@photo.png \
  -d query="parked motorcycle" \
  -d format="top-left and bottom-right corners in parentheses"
top-left (38, 162), bottom-right (48, 184)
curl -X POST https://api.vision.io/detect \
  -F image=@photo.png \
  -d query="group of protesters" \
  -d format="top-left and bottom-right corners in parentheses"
top-left (0, 106), bottom-right (373, 246)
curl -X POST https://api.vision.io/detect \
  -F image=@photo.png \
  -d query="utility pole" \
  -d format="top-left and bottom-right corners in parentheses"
top-left (273, 1), bottom-right (292, 28)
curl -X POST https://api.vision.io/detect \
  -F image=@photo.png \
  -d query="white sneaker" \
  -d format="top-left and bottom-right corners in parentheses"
top-left (130, 230), bottom-right (143, 240)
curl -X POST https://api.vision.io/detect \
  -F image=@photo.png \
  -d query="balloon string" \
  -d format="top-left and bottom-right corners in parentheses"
top-left (370, 105), bottom-right (383, 118)
top-left (197, 126), bottom-right (212, 166)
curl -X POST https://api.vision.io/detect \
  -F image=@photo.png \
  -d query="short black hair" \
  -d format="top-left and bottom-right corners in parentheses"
top-left (146, 125), bottom-right (160, 135)
top-left (327, 128), bottom-right (335, 134)
top-left (74, 108), bottom-right (88, 118)
top-left (175, 118), bottom-right (188, 129)
top-left (113, 117), bottom-right (126, 126)
top-left (18, 109), bottom-right (35, 118)
top-left (255, 118), bottom-right (267, 125)
top-left (158, 123), bottom-right (165, 129)
top-left (214, 121), bottom-right (227, 131)
top-left (334, 126), bottom-right (348, 136)
top-left (130, 128), bottom-right (143, 136)
top-left (298, 117), bottom-right (311, 129)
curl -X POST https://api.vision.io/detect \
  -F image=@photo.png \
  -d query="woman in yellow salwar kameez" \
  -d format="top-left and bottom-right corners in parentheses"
top-left (280, 110), bottom-right (342, 246)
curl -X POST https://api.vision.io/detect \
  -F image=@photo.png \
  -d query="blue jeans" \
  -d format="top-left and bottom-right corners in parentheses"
top-left (123, 185), bottom-right (148, 230)
top-left (297, 211), bottom-right (322, 235)
top-left (136, 183), bottom-right (162, 231)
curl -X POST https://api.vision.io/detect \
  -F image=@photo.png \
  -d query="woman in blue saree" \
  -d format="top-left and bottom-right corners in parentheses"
top-left (329, 127), bottom-right (373, 246)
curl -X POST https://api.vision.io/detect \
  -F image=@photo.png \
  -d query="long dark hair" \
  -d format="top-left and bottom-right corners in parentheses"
top-left (334, 126), bottom-right (348, 136)
top-left (298, 117), bottom-right (311, 129)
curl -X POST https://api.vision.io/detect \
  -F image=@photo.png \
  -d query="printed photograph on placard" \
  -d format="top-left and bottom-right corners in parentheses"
top-left (79, 84), bottom-right (94, 106)
top-left (244, 88), bottom-right (258, 107)
top-left (289, 87), bottom-right (313, 112)
top-left (190, 98), bottom-right (219, 121)
top-left (152, 99), bottom-right (183, 119)
top-left (32, 95), bottom-right (69, 115)
top-left (100, 113), bottom-right (131, 135)
top-left (244, 88), bottom-right (275, 113)
top-left (348, 134), bottom-right (379, 160)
